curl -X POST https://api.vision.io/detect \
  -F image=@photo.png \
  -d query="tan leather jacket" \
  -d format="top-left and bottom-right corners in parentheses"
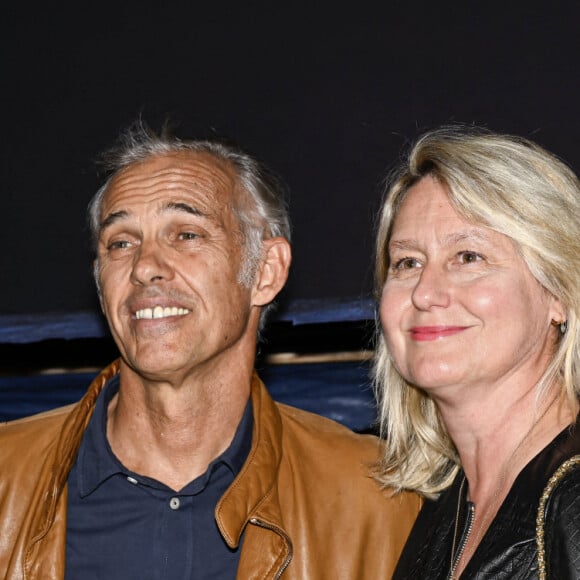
top-left (0, 360), bottom-right (421, 579)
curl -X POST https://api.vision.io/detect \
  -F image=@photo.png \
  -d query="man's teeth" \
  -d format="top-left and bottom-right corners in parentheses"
top-left (135, 306), bottom-right (190, 320)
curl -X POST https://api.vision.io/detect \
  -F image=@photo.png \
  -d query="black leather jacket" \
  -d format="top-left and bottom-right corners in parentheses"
top-left (393, 414), bottom-right (580, 579)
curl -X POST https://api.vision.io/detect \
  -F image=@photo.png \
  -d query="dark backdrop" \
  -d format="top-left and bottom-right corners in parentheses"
top-left (3, 3), bottom-right (579, 316)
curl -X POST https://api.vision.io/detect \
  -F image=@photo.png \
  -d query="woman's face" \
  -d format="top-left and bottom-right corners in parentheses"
top-left (380, 175), bottom-right (564, 397)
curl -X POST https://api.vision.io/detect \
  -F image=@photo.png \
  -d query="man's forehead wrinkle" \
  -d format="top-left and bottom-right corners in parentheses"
top-left (105, 160), bottom-right (235, 205)
top-left (111, 168), bottom-right (221, 195)
top-left (109, 157), bottom-right (236, 203)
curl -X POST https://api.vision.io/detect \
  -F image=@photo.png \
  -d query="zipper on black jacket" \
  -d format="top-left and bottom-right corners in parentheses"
top-left (449, 501), bottom-right (475, 579)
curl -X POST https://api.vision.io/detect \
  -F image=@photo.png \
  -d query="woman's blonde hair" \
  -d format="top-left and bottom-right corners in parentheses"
top-left (373, 125), bottom-right (580, 497)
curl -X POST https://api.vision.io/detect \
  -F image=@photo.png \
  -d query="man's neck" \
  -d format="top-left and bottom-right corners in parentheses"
top-left (105, 370), bottom-right (252, 491)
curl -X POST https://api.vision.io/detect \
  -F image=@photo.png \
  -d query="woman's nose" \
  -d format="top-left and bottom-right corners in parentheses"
top-left (411, 264), bottom-right (451, 310)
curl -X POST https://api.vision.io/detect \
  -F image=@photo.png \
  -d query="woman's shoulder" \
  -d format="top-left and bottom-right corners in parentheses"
top-left (538, 453), bottom-right (580, 577)
top-left (523, 416), bottom-right (580, 491)
top-left (540, 453), bottom-right (580, 518)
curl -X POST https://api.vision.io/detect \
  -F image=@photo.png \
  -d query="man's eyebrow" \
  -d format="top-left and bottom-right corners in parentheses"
top-left (164, 201), bottom-right (207, 217)
top-left (100, 210), bottom-right (128, 232)
top-left (99, 202), bottom-right (208, 233)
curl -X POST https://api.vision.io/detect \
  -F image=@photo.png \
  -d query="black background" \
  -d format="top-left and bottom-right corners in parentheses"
top-left (2, 2), bottom-right (579, 316)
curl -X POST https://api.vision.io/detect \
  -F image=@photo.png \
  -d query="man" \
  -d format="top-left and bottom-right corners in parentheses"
top-left (0, 121), bottom-right (420, 579)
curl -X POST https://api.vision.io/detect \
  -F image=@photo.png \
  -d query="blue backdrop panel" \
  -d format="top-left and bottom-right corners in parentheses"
top-left (0, 361), bottom-right (377, 432)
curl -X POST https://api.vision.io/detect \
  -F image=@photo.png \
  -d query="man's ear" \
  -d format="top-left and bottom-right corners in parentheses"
top-left (252, 237), bottom-right (292, 307)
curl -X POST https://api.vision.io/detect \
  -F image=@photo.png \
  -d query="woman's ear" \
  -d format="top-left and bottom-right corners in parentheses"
top-left (252, 237), bottom-right (292, 307)
top-left (549, 296), bottom-right (567, 331)
top-left (550, 296), bottom-right (568, 334)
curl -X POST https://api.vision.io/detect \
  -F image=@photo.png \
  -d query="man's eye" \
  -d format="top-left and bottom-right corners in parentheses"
top-left (108, 240), bottom-right (131, 250)
top-left (178, 232), bottom-right (199, 241)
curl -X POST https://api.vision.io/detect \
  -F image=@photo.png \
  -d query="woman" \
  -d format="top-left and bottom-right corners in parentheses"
top-left (373, 125), bottom-right (580, 578)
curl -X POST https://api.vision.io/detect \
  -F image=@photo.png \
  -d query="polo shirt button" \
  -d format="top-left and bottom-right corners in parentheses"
top-left (169, 497), bottom-right (181, 510)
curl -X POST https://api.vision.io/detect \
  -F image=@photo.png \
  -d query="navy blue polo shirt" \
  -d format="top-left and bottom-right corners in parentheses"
top-left (65, 375), bottom-right (253, 579)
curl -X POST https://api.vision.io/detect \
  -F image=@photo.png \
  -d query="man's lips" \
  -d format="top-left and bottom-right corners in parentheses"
top-left (134, 306), bottom-right (190, 320)
top-left (409, 326), bottom-right (466, 341)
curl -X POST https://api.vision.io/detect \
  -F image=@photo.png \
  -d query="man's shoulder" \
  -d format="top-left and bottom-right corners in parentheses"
top-left (0, 403), bottom-right (76, 445)
top-left (272, 401), bottom-right (422, 510)
top-left (274, 401), bottom-right (381, 453)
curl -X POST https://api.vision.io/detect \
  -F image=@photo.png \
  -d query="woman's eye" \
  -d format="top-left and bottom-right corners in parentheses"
top-left (458, 251), bottom-right (483, 264)
top-left (393, 257), bottom-right (420, 270)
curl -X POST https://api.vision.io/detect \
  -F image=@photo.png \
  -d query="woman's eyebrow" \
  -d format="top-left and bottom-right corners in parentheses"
top-left (389, 228), bottom-right (491, 251)
top-left (442, 228), bottom-right (491, 246)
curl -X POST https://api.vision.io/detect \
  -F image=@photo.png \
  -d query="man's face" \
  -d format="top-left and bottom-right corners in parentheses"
top-left (96, 151), bottom-right (259, 382)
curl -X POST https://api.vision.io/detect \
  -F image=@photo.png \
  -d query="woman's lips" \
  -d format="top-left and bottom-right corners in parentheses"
top-left (410, 326), bottom-right (466, 341)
